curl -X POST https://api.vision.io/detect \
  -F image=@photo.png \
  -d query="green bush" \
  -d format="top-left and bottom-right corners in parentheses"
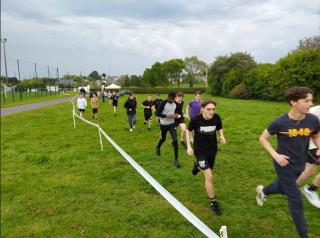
top-left (228, 83), bottom-right (250, 99)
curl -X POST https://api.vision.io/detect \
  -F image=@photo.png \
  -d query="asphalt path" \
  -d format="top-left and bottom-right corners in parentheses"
top-left (0, 96), bottom-right (73, 117)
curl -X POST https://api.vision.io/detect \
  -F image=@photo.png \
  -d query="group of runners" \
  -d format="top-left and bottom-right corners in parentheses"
top-left (76, 86), bottom-right (320, 238)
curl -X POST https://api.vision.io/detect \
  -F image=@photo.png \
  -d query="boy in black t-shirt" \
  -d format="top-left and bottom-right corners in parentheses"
top-left (142, 95), bottom-right (154, 130)
top-left (111, 91), bottom-right (119, 116)
top-left (186, 99), bottom-right (226, 215)
top-left (153, 93), bottom-right (163, 126)
top-left (257, 87), bottom-right (320, 238)
top-left (124, 92), bottom-right (137, 132)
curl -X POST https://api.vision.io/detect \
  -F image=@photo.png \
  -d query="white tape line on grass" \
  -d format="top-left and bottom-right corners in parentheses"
top-left (98, 128), bottom-right (220, 238)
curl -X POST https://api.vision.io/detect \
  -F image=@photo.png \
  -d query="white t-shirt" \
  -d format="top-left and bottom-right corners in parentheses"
top-left (77, 97), bottom-right (87, 110)
top-left (309, 105), bottom-right (320, 149)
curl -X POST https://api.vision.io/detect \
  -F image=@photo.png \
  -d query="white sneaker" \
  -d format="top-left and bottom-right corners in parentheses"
top-left (129, 128), bottom-right (133, 132)
top-left (301, 185), bottom-right (320, 208)
top-left (256, 185), bottom-right (267, 206)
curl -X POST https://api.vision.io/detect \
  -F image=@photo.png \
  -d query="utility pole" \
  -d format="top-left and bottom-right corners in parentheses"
top-left (47, 65), bottom-right (50, 78)
top-left (17, 58), bottom-right (21, 81)
top-left (1, 38), bottom-right (8, 84)
top-left (34, 63), bottom-right (38, 78)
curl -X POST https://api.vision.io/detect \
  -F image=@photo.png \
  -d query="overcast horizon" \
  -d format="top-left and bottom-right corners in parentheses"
top-left (1, 0), bottom-right (320, 79)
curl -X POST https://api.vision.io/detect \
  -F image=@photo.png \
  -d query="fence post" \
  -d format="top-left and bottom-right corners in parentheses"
top-left (98, 127), bottom-right (104, 151)
top-left (2, 86), bottom-right (5, 103)
top-left (12, 88), bottom-right (15, 102)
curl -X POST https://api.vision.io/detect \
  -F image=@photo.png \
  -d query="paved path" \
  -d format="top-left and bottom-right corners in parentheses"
top-left (0, 96), bottom-right (73, 117)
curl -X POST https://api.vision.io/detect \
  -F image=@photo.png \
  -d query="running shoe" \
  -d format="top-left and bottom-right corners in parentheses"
top-left (301, 185), bottom-right (320, 208)
top-left (211, 202), bottom-right (222, 216)
top-left (174, 159), bottom-right (181, 168)
top-left (192, 163), bottom-right (200, 176)
top-left (155, 146), bottom-right (160, 156)
top-left (256, 185), bottom-right (267, 206)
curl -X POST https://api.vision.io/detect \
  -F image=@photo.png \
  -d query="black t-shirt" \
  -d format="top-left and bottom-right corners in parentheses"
top-left (268, 113), bottom-right (320, 170)
top-left (111, 95), bottom-right (119, 104)
top-left (143, 100), bottom-right (153, 113)
top-left (175, 101), bottom-right (184, 116)
top-left (153, 99), bottom-right (163, 110)
top-left (188, 114), bottom-right (222, 154)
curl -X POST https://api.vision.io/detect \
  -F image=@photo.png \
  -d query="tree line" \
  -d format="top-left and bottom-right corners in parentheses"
top-left (208, 35), bottom-right (320, 101)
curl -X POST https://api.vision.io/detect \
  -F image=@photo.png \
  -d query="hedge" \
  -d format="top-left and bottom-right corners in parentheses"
top-left (121, 87), bottom-right (207, 94)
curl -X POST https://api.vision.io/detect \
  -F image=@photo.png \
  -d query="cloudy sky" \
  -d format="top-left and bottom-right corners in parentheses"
top-left (1, 0), bottom-right (319, 78)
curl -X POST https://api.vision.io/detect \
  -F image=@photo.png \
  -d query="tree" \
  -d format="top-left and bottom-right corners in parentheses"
top-left (208, 52), bottom-right (256, 96)
top-left (184, 56), bottom-right (207, 87)
top-left (88, 71), bottom-right (101, 81)
top-left (297, 35), bottom-right (320, 50)
top-left (101, 73), bottom-right (107, 80)
top-left (162, 59), bottom-right (185, 87)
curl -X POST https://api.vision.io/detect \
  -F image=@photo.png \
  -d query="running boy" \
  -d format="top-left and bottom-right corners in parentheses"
top-left (142, 95), bottom-right (153, 131)
top-left (186, 99), bottom-right (226, 215)
top-left (257, 86), bottom-right (320, 238)
top-left (111, 91), bottom-right (119, 116)
top-left (296, 105), bottom-right (320, 208)
top-left (155, 91), bottom-right (180, 168)
top-left (124, 92), bottom-right (137, 132)
top-left (90, 92), bottom-right (99, 119)
top-left (175, 91), bottom-right (187, 149)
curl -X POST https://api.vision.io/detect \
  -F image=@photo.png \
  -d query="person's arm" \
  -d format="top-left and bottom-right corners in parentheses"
top-left (311, 134), bottom-right (320, 156)
top-left (156, 101), bottom-right (167, 118)
top-left (259, 129), bottom-right (289, 167)
top-left (218, 129), bottom-right (226, 144)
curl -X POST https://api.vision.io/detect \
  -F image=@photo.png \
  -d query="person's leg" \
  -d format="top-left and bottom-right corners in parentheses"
top-left (156, 125), bottom-right (168, 155)
top-left (275, 165), bottom-right (308, 238)
top-left (168, 125), bottom-right (179, 167)
top-left (113, 106), bottom-right (117, 115)
top-left (296, 163), bottom-right (317, 185)
top-left (179, 123), bottom-right (186, 142)
top-left (132, 113), bottom-right (136, 128)
top-left (127, 114), bottom-right (133, 130)
top-left (202, 168), bottom-right (221, 215)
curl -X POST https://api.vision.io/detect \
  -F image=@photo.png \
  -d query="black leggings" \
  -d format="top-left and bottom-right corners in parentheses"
top-left (263, 161), bottom-right (307, 238)
top-left (157, 124), bottom-right (178, 160)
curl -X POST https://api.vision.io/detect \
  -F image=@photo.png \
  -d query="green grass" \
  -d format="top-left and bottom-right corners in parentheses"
top-left (1, 94), bottom-right (319, 238)
top-left (0, 91), bottom-right (69, 108)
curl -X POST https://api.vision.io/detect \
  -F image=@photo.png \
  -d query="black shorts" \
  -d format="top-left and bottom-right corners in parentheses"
top-left (79, 109), bottom-right (85, 112)
top-left (112, 103), bottom-right (118, 107)
top-left (175, 118), bottom-right (185, 126)
top-left (92, 108), bottom-right (98, 113)
top-left (307, 148), bottom-right (320, 165)
top-left (144, 112), bottom-right (152, 121)
top-left (195, 152), bottom-right (217, 170)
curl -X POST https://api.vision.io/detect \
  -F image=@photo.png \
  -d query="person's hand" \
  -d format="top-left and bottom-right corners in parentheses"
top-left (273, 153), bottom-right (289, 167)
top-left (187, 147), bottom-right (193, 156)
top-left (167, 114), bottom-right (175, 119)
top-left (220, 137), bottom-right (226, 144)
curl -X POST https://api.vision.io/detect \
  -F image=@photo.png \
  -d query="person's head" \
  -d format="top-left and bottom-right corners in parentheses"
top-left (168, 91), bottom-right (176, 103)
top-left (128, 92), bottom-right (134, 99)
top-left (112, 91), bottom-right (115, 95)
top-left (156, 92), bottom-right (160, 99)
top-left (284, 86), bottom-right (314, 113)
top-left (79, 93), bottom-right (84, 98)
top-left (147, 95), bottom-right (152, 101)
top-left (194, 90), bottom-right (201, 101)
top-left (93, 92), bottom-right (97, 97)
top-left (175, 91), bottom-right (184, 102)
top-left (201, 99), bottom-right (217, 120)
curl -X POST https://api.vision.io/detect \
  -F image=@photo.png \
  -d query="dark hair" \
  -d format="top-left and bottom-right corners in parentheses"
top-left (284, 86), bottom-right (314, 104)
top-left (201, 99), bottom-right (216, 108)
top-left (195, 90), bottom-right (202, 95)
top-left (128, 92), bottom-right (133, 96)
top-left (168, 91), bottom-right (176, 98)
top-left (176, 91), bottom-right (184, 97)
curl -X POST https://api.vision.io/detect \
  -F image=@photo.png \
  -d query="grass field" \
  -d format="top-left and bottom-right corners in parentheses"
top-left (1, 94), bottom-right (319, 238)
